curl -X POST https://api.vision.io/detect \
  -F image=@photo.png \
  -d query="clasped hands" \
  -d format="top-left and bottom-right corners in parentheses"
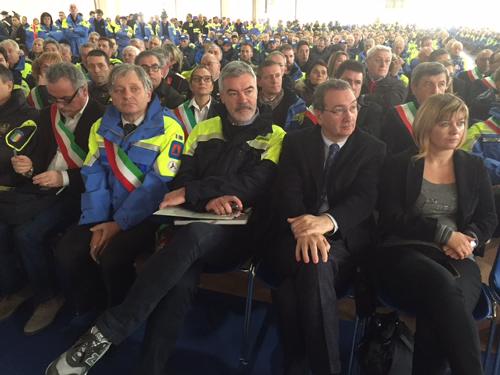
top-left (442, 231), bottom-right (476, 260)
top-left (288, 214), bottom-right (334, 264)
top-left (11, 155), bottom-right (63, 188)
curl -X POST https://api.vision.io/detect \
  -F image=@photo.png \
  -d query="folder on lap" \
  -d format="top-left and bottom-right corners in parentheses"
top-left (154, 206), bottom-right (251, 225)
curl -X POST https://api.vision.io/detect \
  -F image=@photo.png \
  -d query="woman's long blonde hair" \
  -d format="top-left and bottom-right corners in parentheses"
top-left (413, 93), bottom-right (468, 160)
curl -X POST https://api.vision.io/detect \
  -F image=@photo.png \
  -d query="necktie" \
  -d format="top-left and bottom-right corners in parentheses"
top-left (123, 123), bottom-right (136, 136)
top-left (319, 143), bottom-right (340, 211)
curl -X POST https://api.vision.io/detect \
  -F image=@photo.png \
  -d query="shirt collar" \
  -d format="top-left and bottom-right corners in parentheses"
top-left (121, 113), bottom-right (146, 127)
top-left (189, 96), bottom-right (212, 111)
top-left (321, 130), bottom-right (348, 149)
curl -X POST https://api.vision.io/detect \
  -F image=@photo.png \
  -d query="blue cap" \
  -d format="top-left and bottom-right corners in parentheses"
top-left (205, 37), bottom-right (212, 43)
top-left (269, 38), bottom-right (276, 43)
top-left (222, 38), bottom-right (231, 45)
top-left (180, 35), bottom-right (189, 41)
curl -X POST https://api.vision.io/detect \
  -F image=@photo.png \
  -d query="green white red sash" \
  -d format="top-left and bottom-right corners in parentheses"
top-left (50, 104), bottom-right (86, 169)
top-left (480, 76), bottom-right (495, 90)
top-left (466, 67), bottom-right (482, 81)
top-left (304, 109), bottom-right (318, 125)
top-left (173, 101), bottom-right (197, 138)
top-left (27, 86), bottom-right (44, 109)
top-left (484, 117), bottom-right (500, 135)
top-left (104, 139), bottom-right (144, 192)
top-left (395, 101), bottom-right (417, 136)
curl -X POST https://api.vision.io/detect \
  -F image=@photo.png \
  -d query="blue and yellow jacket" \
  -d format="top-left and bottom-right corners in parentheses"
top-left (462, 115), bottom-right (500, 185)
top-left (61, 14), bottom-right (90, 57)
top-left (37, 24), bottom-right (64, 41)
top-left (80, 95), bottom-right (185, 230)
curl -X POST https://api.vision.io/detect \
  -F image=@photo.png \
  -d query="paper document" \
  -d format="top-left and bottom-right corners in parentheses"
top-left (154, 206), bottom-right (251, 225)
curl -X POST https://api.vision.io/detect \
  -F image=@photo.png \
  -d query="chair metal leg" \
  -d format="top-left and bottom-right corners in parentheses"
top-left (348, 315), bottom-right (365, 375)
top-left (240, 262), bottom-right (256, 366)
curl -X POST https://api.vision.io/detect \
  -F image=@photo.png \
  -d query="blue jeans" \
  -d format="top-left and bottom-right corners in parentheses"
top-left (0, 197), bottom-right (79, 304)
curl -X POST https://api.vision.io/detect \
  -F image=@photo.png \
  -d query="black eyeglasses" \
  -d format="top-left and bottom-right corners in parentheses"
top-left (191, 76), bottom-right (212, 84)
top-left (140, 64), bottom-right (161, 73)
top-left (47, 86), bottom-right (82, 105)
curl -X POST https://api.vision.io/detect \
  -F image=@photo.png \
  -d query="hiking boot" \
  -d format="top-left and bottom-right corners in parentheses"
top-left (45, 325), bottom-right (111, 375)
top-left (0, 287), bottom-right (33, 321)
top-left (24, 296), bottom-right (65, 335)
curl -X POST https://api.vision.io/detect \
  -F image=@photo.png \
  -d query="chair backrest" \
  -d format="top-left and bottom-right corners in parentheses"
top-left (489, 244), bottom-right (500, 299)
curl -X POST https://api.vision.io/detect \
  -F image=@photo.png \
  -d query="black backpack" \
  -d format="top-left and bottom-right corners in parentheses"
top-left (357, 311), bottom-right (414, 375)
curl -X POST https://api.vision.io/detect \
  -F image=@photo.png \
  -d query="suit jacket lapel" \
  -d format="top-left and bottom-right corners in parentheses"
top-left (406, 155), bottom-right (424, 209)
top-left (453, 151), bottom-right (472, 227)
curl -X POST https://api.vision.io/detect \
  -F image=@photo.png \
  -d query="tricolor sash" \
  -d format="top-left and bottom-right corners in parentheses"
top-left (50, 105), bottom-right (86, 169)
top-left (27, 86), bottom-right (45, 109)
top-left (480, 76), bottom-right (496, 90)
top-left (104, 139), bottom-right (144, 192)
top-left (173, 101), bottom-right (197, 137)
top-left (484, 117), bottom-right (500, 135)
top-left (466, 67), bottom-right (482, 81)
top-left (395, 102), bottom-right (417, 136)
top-left (304, 109), bottom-right (318, 125)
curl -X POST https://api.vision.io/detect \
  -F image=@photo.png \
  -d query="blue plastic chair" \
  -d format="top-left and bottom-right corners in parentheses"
top-left (485, 244), bottom-right (500, 375)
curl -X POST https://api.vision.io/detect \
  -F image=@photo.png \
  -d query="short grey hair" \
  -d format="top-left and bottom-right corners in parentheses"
top-left (366, 45), bottom-right (392, 60)
top-left (46, 62), bottom-right (87, 89)
top-left (219, 60), bottom-right (256, 92)
top-left (122, 45), bottom-right (140, 55)
top-left (0, 39), bottom-right (19, 52)
top-left (313, 79), bottom-right (354, 111)
top-left (135, 49), bottom-right (167, 67)
top-left (411, 62), bottom-right (449, 86)
top-left (109, 63), bottom-right (153, 93)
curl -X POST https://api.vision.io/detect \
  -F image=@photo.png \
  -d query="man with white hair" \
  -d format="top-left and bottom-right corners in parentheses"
top-left (361, 45), bottom-right (407, 110)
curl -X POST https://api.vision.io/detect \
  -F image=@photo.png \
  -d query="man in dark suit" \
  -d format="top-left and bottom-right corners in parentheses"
top-left (268, 79), bottom-right (386, 375)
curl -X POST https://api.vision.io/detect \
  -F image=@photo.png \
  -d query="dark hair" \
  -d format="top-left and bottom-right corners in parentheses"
top-left (429, 48), bottom-right (450, 62)
top-left (98, 37), bottom-right (112, 46)
top-left (279, 43), bottom-right (293, 52)
top-left (334, 59), bottom-right (365, 79)
top-left (312, 79), bottom-right (354, 111)
top-left (256, 59), bottom-right (282, 78)
top-left (87, 49), bottom-right (110, 65)
top-left (296, 40), bottom-right (309, 50)
top-left (0, 64), bottom-right (14, 83)
top-left (307, 59), bottom-right (327, 77)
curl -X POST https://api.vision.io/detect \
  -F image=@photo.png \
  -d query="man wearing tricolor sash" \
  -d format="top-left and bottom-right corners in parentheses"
top-left (172, 64), bottom-right (218, 139)
top-left (381, 62), bottom-right (448, 155)
top-left (457, 49), bottom-right (493, 103)
top-left (470, 67), bottom-right (500, 122)
top-left (47, 61), bottom-right (285, 375)
top-left (54, 64), bottom-right (185, 314)
top-left (1, 63), bottom-right (103, 335)
top-left (469, 50), bottom-right (500, 104)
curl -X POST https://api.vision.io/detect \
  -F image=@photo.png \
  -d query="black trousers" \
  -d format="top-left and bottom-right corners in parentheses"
top-left (54, 220), bottom-right (158, 310)
top-left (268, 233), bottom-right (355, 375)
top-left (375, 245), bottom-right (483, 375)
top-left (95, 222), bottom-right (251, 375)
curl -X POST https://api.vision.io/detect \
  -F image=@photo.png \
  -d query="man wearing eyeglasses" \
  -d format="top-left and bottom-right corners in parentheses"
top-left (135, 49), bottom-right (184, 109)
top-left (6, 62), bottom-right (103, 334)
top-left (267, 79), bottom-right (386, 375)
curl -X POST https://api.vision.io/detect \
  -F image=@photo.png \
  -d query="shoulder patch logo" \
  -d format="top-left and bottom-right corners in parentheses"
top-left (168, 140), bottom-right (183, 159)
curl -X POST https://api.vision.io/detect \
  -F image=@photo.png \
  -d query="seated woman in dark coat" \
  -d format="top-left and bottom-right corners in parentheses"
top-left (375, 93), bottom-right (497, 375)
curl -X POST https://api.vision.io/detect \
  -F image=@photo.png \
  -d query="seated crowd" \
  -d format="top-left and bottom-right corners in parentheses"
top-left (0, 4), bottom-right (499, 375)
